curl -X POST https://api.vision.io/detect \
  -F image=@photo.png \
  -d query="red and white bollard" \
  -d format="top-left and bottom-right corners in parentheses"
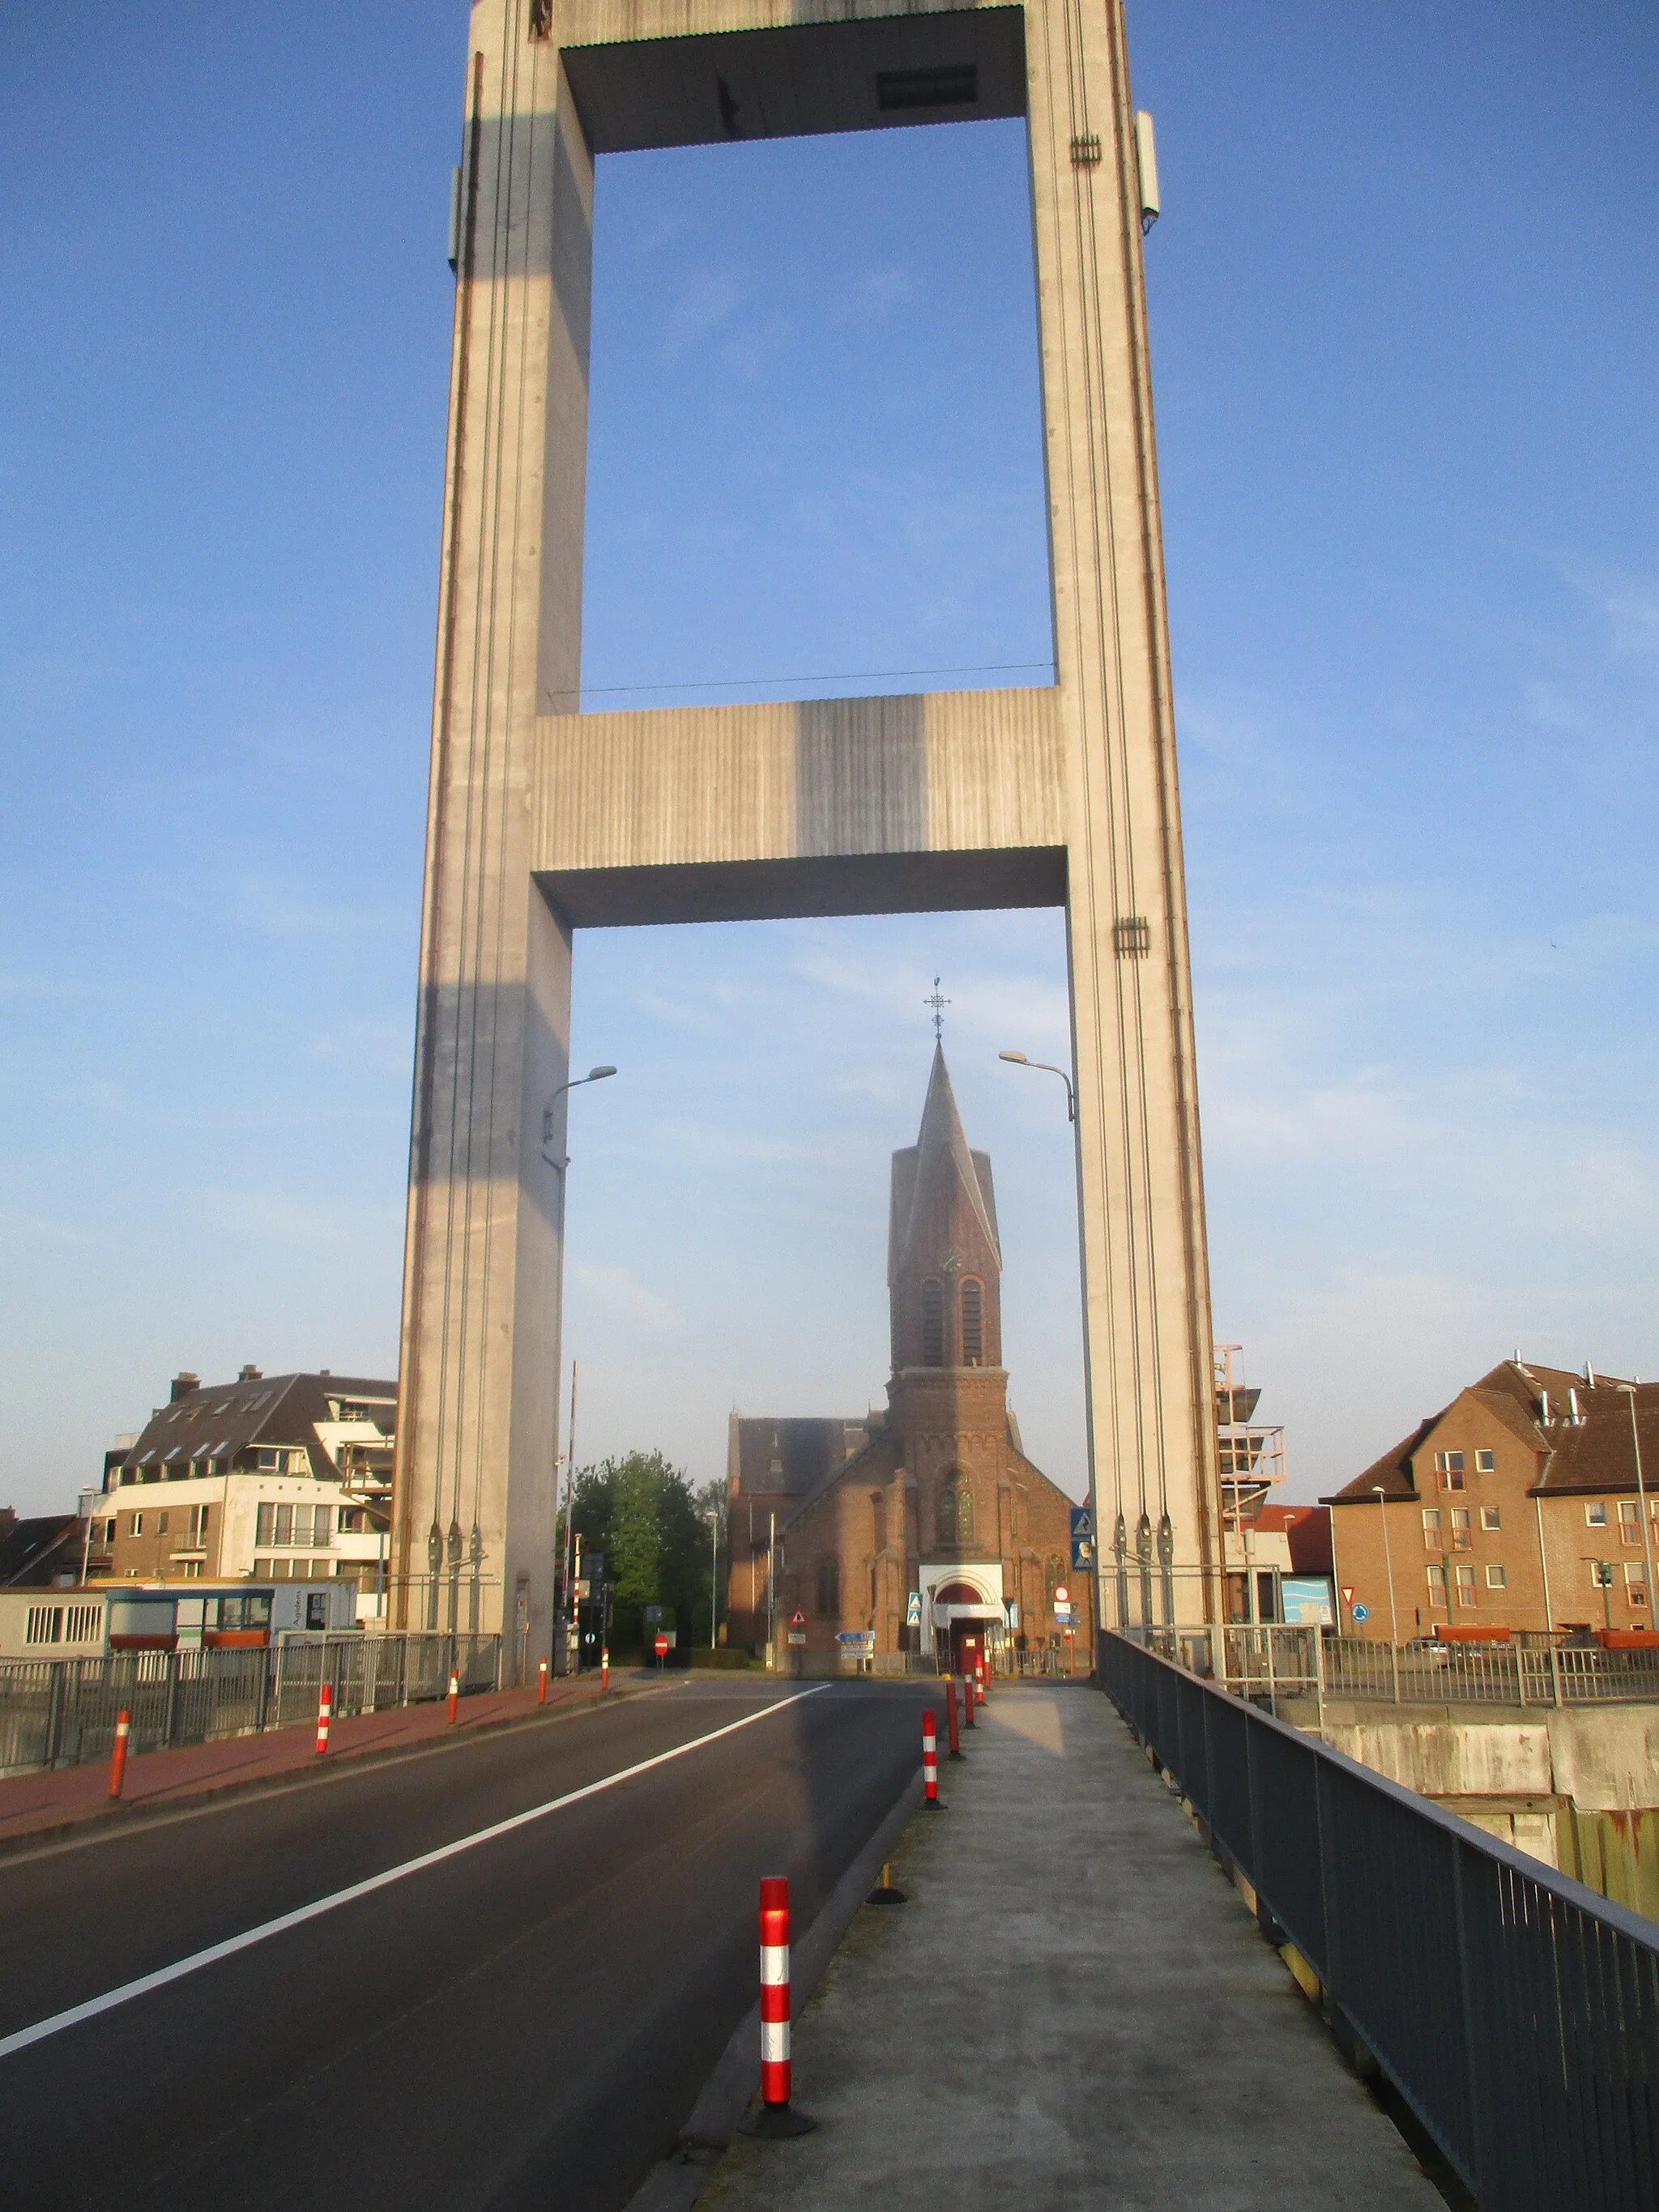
top-left (107, 1709), bottom-right (130, 1800)
top-left (446, 1669), bottom-right (459, 1724)
top-left (974, 1656), bottom-right (986, 1705)
top-left (537, 1656), bottom-right (548, 1706)
top-left (315, 1682), bottom-right (333, 1757)
top-left (738, 1876), bottom-right (815, 2137)
top-left (961, 1671), bottom-right (975, 1729)
top-left (600, 1647), bottom-right (609, 1690)
top-left (922, 1708), bottom-right (942, 1808)
top-left (945, 1677), bottom-right (963, 1758)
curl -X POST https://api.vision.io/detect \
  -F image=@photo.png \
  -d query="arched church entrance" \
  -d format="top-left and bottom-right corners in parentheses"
top-left (934, 1578), bottom-right (1001, 1677)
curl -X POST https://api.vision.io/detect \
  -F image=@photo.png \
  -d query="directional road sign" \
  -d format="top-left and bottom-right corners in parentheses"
top-left (1069, 1506), bottom-right (1095, 1571)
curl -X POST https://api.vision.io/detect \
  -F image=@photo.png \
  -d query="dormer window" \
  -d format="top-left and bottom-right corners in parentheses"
top-left (921, 1279), bottom-right (945, 1367)
top-left (961, 1278), bottom-right (983, 1366)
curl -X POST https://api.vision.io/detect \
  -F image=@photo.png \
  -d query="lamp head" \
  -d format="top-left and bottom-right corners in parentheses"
top-left (587, 1065), bottom-right (617, 1081)
top-left (998, 1051), bottom-right (1029, 1065)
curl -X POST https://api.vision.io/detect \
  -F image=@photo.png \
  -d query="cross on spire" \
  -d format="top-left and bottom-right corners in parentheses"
top-left (924, 975), bottom-right (950, 1039)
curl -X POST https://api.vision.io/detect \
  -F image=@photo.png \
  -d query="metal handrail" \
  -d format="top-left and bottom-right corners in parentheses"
top-left (1100, 1630), bottom-right (1659, 2210)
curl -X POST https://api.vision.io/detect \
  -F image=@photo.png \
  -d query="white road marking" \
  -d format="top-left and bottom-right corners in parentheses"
top-left (0, 1684), bottom-right (831, 2061)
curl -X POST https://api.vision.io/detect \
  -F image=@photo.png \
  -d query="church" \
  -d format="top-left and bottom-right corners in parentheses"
top-left (724, 1046), bottom-right (1093, 1673)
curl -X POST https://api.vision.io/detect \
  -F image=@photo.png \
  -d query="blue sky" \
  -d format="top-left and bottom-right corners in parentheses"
top-left (2, 2), bottom-right (1655, 1515)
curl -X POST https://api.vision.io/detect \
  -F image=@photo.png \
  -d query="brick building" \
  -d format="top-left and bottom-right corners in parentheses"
top-left (725, 1046), bottom-right (1090, 1672)
top-left (92, 1367), bottom-right (395, 1613)
top-left (1324, 1358), bottom-right (1659, 1639)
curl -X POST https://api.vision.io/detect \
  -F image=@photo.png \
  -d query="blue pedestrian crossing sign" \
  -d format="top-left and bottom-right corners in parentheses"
top-left (1068, 1505), bottom-right (1095, 1571)
top-left (906, 1590), bottom-right (922, 1627)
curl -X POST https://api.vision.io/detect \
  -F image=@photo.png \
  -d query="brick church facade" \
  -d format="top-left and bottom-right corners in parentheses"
top-left (724, 1047), bottom-right (1093, 1673)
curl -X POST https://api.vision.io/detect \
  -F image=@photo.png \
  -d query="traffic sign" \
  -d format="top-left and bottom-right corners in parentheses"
top-left (1350, 1603), bottom-right (1369, 1625)
top-left (1069, 1506), bottom-right (1095, 1571)
top-left (906, 1591), bottom-right (921, 1626)
top-left (1341, 1586), bottom-right (1355, 1605)
top-left (653, 1632), bottom-right (669, 1657)
top-left (789, 1609), bottom-right (807, 1628)
top-left (1054, 1585), bottom-right (1069, 1604)
top-left (787, 1630), bottom-right (806, 1646)
top-left (837, 1629), bottom-right (874, 1645)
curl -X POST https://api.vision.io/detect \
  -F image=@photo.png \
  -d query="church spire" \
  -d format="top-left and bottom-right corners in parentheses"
top-left (894, 1043), bottom-right (1001, 1274)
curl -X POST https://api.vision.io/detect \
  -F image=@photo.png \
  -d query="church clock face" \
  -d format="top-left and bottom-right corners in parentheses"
top-left (939, 1249), bottom-right (964, 1278)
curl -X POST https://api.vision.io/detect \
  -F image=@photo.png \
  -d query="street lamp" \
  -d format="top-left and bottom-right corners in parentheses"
top-left (542, 1065), bottom-right (617, 1165)
top-left (997, 1050), bottom-right (1076, 1122)
top-left (1615, 1383), bottom-right (1657, 1624)
top-left (706, 1509), bottom-right (719, 1649)
top-left (1373, 1484), bottom-right (1402, 1703)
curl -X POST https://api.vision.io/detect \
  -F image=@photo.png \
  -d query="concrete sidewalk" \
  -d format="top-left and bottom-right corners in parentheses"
top-left (0, 1668), bottom-right (665, 1854)
top-left (702, 1681), bottom-right (1445, 2211)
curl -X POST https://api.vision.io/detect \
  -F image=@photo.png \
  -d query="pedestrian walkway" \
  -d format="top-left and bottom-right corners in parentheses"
top-left (0, 1669), bottom-right (659, 1854)
top-left (703, 1682), bottom-right (1446, 2211)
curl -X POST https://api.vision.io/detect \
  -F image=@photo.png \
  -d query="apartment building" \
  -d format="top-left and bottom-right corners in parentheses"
top-left (1325, 1357), bottom-right (1659, 1639)
top-left (92, 1366), bottom-right (395, 1617)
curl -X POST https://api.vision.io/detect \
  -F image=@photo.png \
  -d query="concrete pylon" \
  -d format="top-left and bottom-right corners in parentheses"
top-left (392, 0), bottom-right (1221, 1672)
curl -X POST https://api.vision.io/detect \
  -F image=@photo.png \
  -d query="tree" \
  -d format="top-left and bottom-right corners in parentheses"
top-left (565, 1451), bottom-right (710, 1652)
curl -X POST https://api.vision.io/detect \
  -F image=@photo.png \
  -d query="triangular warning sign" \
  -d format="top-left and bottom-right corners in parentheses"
top-left (1341, 1586), bottom-right (1355, 1605)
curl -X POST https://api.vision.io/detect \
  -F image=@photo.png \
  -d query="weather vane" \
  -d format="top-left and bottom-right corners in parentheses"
top-left (924, 975), bottom-right (950, 1038)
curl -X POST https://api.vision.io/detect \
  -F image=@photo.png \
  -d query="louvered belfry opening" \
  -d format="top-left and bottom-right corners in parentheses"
top-left (961, 1276), bottom-right (983, 1365)
top-left (921, 1278), bottom-right (945, 1367)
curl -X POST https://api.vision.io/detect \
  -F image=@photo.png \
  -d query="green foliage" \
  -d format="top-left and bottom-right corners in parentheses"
top-left (562, 1450), bottom-right (719, 1652)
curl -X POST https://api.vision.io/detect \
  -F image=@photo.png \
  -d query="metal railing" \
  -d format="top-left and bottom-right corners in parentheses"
top-left (0, 1631), bottom-right (501, 1776)
top-left (1147, 1623), bottom-right (1659, 1720)
top-left (1100, 1630), bottom-right (1659, 2210)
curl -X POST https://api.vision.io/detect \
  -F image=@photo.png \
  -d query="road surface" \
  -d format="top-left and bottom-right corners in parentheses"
top-left (0, 1676), bottom-right (934, 2211)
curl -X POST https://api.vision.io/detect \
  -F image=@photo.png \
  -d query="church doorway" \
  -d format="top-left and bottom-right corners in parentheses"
top-left (935, 1579), bottom-right (1001, 1676)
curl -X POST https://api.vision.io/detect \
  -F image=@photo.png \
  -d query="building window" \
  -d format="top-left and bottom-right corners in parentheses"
top-left (256, 1502), bottom-right (275, 1546)
top-left (1475, 1449), bottom-right (1495, 1473)
top-left (257, 1450), bottom-right (279, 1471)
top-left (254, 1558), bottom-right (272, 1579)
top-left (1618, 1501), bottom-right (1642, 1545)
top-left (936, 1486), bottom-right (957, 1545)
top-left (920, 1280), bottom-right (945, 1367)
top-left (1455, 1565), bottom-right (1477, 1608)
top-left (1421, 1508), bottom-right (1443, 1551)
top-left (187, 1503), bottom-right (210, 1541)
top-left (1047, 1555), bottom-right (1065, 1609)
top-left (1485, 1564), bottom-right (1507, 1589)
top-left (1451, 1508), bottom-right (1472, 1552)
top-left (957, 1487), bottom-right (975, 1546)
top-left (181, 1559), bottom-right (202, 1579)
top-left (1480, 1507), bottom-right (1501, 1532)
top-left (1427, 1566), bottom-right (1448, 1609)
top-left (816, 1558), bottom-right (839, 1617)
top-left (127, 1512), bottom-right (143, 1537)
top-left (1585, 1503), bottom-right (1608, 1527)
top-left (1435, 1451), bottom-right (1465, 1491)
top-left (156, 1511), bottom-right (169, 1536)
top-left (960, 1278), bottom-right (983, 1366)
top-left (1625, 1565), bottom-right (1648, 1607)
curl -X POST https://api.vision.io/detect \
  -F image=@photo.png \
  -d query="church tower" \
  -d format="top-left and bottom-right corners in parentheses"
top-left (887, 1046), bottom-right (1013, 1587)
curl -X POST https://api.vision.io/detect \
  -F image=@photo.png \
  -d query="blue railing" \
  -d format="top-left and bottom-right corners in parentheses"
top-left (1100, 1630), bottom-right (1659, 2210)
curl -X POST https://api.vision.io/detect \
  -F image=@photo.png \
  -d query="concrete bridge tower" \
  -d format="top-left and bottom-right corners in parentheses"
top-left (391, 0), bottom-right (1220, 1671)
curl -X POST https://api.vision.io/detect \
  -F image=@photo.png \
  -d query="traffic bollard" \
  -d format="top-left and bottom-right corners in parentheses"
top-left (446, 1669), bottom-right (459, 1724)
top-left (922, 1709), bottom-right (942, 1808)
top-left (315, 1682), bottom-right (333, 1756)
top-left (600, 1647), bottom-right (609, 1690)
top-left (974, 1656), bottom-right (986, 1705)
top-left (107, 1709), bottom-right (130, 1799)
top-left (738, 1877), bottom-right (816, 2137)
top-left (538, 1656), bottom-right (548, 1706)
top-left (945, 1677), bottom-right (963, 1758)
top-left (962, 1671), bottom-right (975, 1729)
top-left (866, 1858), bottom-right (907, 1906)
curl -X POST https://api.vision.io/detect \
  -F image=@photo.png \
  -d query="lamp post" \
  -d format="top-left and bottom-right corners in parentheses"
top-left (544, 1064), bottom-right (616, 1677)
top-left (1373, 1484), bottom-right (1401, 1704)
top-left (1589, 1558), bottom-right (1614, 1634)
top-left (1616, 1384), bottom-right (1656, 1624)
top-left (706, 1509), bottom-right (719, 1649)
top-left (997, 1050), bottom-right (1076, 1122)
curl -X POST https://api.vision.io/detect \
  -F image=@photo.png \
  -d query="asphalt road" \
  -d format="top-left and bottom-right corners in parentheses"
top-left (0, 1676), bottom-right (936, 2212)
